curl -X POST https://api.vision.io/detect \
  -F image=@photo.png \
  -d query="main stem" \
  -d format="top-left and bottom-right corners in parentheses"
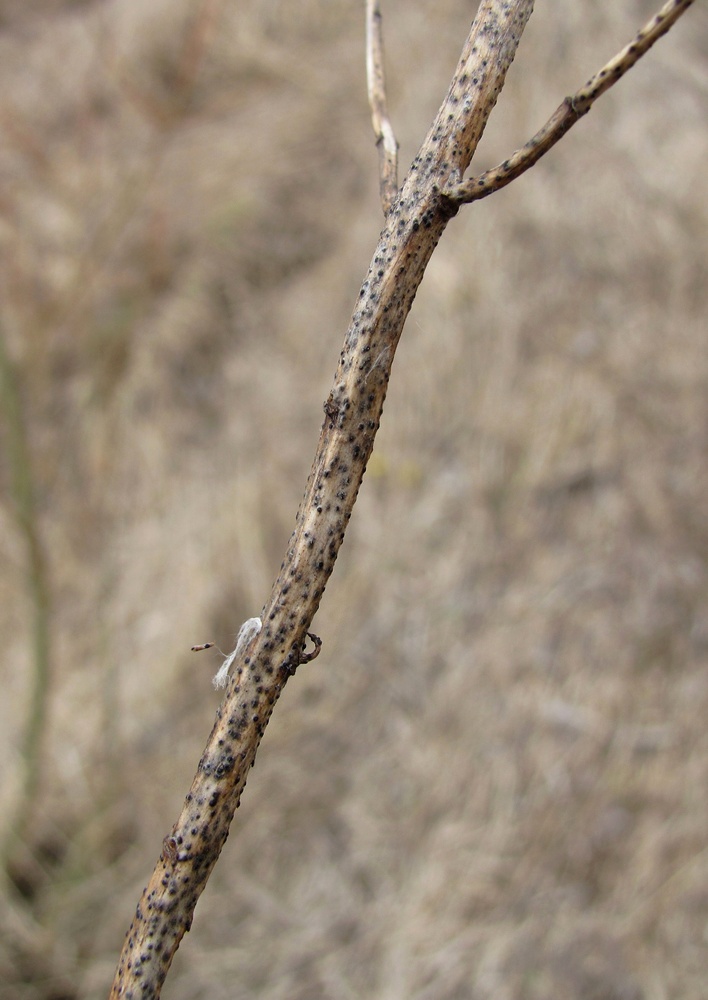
top-left (110, 3), bottom-right (533, 995)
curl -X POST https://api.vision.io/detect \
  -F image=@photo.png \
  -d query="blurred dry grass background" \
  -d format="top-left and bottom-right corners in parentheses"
top-left (0, 1), bottom-right (707, 997)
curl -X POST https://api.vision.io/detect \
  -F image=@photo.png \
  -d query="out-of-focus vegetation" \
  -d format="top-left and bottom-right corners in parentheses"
top-left (1, 2), bottom-right (707, 997)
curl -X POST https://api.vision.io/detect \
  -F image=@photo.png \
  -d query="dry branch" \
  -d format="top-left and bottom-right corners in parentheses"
top-left (366, 0), bottom-right (398, 214)
top-left (445, 0), bottom-right (696, 205)
top-left (110, 2), bottom-right (533, 994)
top-left (109, 0), bottom-right (695, 994)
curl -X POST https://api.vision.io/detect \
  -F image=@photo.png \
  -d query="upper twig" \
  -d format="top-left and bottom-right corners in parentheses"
top-left (366, 0), bottom-right (399, 215)
top-left (444, 0), bottom-right (696, 206)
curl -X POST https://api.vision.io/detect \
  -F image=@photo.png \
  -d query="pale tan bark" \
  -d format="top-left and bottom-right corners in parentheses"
top-left (446, 0), bottom-right (697, 205)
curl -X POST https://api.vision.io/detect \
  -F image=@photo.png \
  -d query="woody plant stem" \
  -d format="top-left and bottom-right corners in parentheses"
top-left (110, 3), bottom-right (533, 992)
top-left (110, 0), bottom-right (694, 995)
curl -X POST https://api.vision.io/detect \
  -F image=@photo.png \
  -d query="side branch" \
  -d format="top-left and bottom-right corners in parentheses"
top-left (444, 0), bottom-right (696, 205)
top-left (366, 0), bottom-right (398, 215)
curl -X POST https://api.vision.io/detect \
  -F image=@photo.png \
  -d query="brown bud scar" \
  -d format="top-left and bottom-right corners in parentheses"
top-left (323, 394), bottom-right (339, 423)
top-left (162, 836), bottom-right (179, 864)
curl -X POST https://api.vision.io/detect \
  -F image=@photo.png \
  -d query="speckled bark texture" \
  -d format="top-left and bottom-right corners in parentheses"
top-left (446, 0), bottom-right (696, 204)
top-left (109, 3), bottom-right (535, 996)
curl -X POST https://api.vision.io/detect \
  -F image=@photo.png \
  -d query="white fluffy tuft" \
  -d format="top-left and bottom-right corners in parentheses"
top-left (212, 616), bottom-right (262, 690)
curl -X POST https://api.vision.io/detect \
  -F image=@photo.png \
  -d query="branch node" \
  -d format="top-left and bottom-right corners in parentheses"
top-left (162, 836), bottom-right (179, 865)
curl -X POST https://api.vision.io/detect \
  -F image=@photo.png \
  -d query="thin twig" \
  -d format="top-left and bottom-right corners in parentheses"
top-left (109, 2), bottom-right (534, 995)
top-left (366, 0), bottom-right (398, 215)
top-left (444, 0), bottom-right (696, 206)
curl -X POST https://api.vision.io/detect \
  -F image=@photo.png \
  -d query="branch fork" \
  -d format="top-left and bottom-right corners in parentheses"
top-left (441, 0), bottom-right (696, 206)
